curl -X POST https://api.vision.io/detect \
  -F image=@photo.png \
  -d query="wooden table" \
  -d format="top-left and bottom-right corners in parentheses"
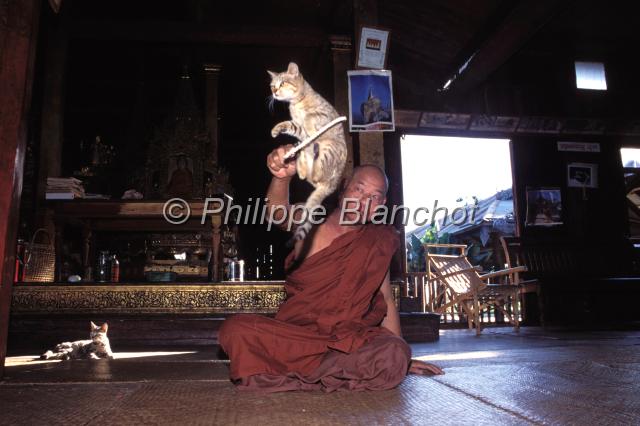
top-left (50, 200), bottom-right (224, 281)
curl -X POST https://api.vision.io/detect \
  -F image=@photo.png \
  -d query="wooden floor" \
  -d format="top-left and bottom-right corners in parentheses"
top-left (2, 327), bottom-right (639, 425)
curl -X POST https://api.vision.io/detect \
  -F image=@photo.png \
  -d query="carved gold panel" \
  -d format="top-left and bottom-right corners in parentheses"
top-left (11, 283), bottom-right (287, 315)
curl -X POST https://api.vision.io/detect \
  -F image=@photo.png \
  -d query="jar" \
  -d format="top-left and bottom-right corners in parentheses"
top-left (95, 251), bottom-right (110, 282)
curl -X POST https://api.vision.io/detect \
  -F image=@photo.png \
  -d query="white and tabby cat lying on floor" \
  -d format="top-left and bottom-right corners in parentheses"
top-left (41, 321), bottom-right (114, 360)
top-left (268, 62), bottom-right (348, 245)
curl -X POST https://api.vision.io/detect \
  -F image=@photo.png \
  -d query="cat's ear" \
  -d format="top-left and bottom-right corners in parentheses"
top-left (100, 323), bottom-right (108, 333)
top-left (267, 70), bottom-right (277, 79)
top-left (287, 62), bottom-right (299, 76)
top-left (90, 321), bottom-right (98, 330)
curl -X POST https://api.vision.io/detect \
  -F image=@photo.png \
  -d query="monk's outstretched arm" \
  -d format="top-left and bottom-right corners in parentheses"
top-left (380, 270), bottom-right (402, 337)
top-left (266, 145), bottom-right (303, 229)
top-left (266, 175), bottom-right (293, 223)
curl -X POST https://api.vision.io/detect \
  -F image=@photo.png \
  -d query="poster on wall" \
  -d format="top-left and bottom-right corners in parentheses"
top-left (525, 187), bottom-right (563, 227)
top-left (348, 70), bottom-right (395, 132)
top-left (567, 163), bottom-right (598, 188)
top-left (357, 26), bottom-right (390, 69)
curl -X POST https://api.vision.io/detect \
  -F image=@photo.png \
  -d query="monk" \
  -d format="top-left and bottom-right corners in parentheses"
top-left (218, 145), bottom-right (443, 392)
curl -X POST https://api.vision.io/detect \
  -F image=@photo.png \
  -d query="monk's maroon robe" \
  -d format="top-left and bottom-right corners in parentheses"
top-left (219, 224), bottom-right (411, 391)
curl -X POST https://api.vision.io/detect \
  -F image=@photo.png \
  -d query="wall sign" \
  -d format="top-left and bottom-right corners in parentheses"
top-left (557, 141), bottom-right (601, 152)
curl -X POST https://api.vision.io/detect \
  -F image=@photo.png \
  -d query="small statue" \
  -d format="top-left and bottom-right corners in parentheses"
top-left (91, 136), bottom-right (115, 167)
top-left (166, 156), bottom-right (194, 198)
top-left (221, 225), bottom-right (238, 259)
top-left (204, 176), bottom-right (215, 198)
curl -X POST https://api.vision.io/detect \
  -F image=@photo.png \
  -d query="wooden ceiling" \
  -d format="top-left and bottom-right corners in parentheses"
top-left (57, 0), bottom-right (639, 111)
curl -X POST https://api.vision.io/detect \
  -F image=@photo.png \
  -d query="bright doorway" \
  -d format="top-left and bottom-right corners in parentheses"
top-left (401, 135), bottom-right (514, 272)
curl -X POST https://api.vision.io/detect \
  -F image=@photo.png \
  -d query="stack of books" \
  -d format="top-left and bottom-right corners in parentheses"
top-left (45, 177), bottom-right (85, 200)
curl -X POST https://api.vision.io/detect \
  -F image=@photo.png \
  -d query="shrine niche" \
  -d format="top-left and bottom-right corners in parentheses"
top-left (144, 67), bottom-right (232, 200)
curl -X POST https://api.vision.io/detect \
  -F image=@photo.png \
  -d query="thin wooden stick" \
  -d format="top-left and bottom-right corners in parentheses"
top-left (283, 116), bottom-right (347, 160)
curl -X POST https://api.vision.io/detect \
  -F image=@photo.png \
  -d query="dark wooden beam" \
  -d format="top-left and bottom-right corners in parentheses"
top-left (36, 4), bottom-right (70, 223)
top-left (69, 20), bottom-right (328, 47)
top-left (445, 0), bottom-right (566, 94)
top-left (0, 0), bottom-right (41, 377)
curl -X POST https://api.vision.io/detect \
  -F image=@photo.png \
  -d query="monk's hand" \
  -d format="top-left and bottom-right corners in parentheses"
top-left (267, 145), bottom-right (296, 179)
top-left (409, 359), bottom-right (444, 376)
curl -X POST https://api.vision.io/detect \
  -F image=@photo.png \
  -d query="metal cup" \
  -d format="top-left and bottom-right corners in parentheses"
top-left (228, 260), bottom-right (245, 281)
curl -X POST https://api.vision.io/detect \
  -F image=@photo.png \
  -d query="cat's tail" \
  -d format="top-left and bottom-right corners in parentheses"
top-left (287, 183), bottom-right (336, 248)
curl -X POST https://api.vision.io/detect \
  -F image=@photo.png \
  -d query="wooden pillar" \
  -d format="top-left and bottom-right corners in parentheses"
top-left (353, 0), bottom-right (385, 169)
top-left (330, 35), bottom-right (354, 176)
top-left (203, 64), bottom-right (221, 166)
top-left (0, 0), bottom-right (41, 376)
top-left (36, 4), bottom-right (69, 201)
top-left (35, 6), bottom-right (69, 256)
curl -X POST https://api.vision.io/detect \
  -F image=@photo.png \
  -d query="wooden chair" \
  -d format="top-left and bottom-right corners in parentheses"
top-left (499, 236), bottom-right (544, 326)
top-left (424, 243), bottom-right (526, 335)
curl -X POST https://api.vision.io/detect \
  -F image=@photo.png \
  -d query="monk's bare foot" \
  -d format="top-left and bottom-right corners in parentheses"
top-left (409, 359), bottom-right (444, 376)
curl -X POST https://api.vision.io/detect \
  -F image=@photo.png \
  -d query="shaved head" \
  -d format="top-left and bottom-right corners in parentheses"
top-left (350, 165), bottom-right (389, 195)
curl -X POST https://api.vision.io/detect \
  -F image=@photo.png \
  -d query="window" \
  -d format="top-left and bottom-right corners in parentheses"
top-left (575, 61), bottom-right (607, 90)
top-left (621, 148), bottom-right (640, 169)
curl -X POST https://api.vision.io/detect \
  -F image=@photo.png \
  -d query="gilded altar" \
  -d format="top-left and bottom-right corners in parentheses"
top-left (11, 282), bottom-right (287, 315)
top-left (11, 281), bottom-right (401, 316)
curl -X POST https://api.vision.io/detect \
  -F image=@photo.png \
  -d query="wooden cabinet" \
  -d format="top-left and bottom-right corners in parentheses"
top-left (51, 200), bottom-right (224, 282)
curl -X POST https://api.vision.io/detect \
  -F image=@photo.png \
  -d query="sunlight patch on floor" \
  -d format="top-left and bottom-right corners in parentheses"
top-left (113, 351), bottom-right (197, 359)
top-left (4, 356), bottom-right (62, 367)
top-left (415, 350), bottom-right (501, 362)
top-left (4, 351), bottom-right (198, 367)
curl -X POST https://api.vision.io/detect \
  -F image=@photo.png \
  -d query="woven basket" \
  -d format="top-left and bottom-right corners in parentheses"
top-left (23, 228), bottom-right (55, 282)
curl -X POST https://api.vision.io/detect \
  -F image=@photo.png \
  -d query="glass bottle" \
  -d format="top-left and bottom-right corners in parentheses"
top-left (110, 254), bottom-right (120, 283)
top-left (14, 239), bottom-right (25, 283)
top-left (95, 251), bottom-right (110, 282)
top-left (255, 247), bottom-right (261, 279)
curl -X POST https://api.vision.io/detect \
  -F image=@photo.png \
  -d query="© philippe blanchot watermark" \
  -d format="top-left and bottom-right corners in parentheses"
top-left (162, 197), bottom-right (479, 230)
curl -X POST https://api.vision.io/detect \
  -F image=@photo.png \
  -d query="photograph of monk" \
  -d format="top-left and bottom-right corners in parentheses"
top-left (348, 70), bottom-right (395, 132)
top-left (525, 188), bottom-right (563, 226)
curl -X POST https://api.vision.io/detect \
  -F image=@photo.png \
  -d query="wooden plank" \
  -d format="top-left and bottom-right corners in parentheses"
top-left (330, 35), bottom-right (355, 176)
top-left (0, 0), bottom-right (40, 377)
top-left (445, 0), bottom-right (563, 94)
top-left (51, 200), bottom-right (223, 218)
top-left (69, 20), bottom-right (328, 47)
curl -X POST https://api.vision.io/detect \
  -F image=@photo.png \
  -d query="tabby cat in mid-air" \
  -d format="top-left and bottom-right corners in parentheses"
top-left (41, 322), bottom-right (114, 360)
top-left (268, 62), bottom-right (347, 244)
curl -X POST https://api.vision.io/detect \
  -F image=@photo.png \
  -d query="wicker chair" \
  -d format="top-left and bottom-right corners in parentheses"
top-left (499, 236), bottom-right (544, 326)
top-left (424, 243), bottom-right (526, 335)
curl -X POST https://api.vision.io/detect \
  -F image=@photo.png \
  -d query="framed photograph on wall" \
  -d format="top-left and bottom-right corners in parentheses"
top-left (348, 70), bottom-right (394, 132)
top-left (356, 26), bottom-right (390, 69)
top-left (525, 187), bottom-right (563, 227)
top-left (567, 163), bottom-right (598, 188)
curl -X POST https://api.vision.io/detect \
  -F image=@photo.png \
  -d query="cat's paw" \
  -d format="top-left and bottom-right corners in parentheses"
top-left (271, 122), bottom-right (292, 138)
top-left (40, 350), bottom-right (53, 360)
